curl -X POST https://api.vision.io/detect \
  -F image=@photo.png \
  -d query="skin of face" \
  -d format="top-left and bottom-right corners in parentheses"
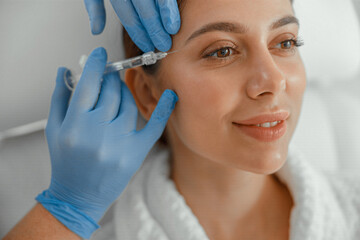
top-left (127, 0), bottom-right (306, 174)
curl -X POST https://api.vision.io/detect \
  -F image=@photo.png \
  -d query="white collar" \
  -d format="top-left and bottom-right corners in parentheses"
top-left (111, 146), bottom-right (349, 240)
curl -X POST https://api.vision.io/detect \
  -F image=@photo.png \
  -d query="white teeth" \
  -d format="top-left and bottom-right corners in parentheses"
top-left (261, 122), bottom-right (271, 127)
top-left (255, 121), bottom-right (281, 128)
top-left (270, 121), bottom-right (279, 127)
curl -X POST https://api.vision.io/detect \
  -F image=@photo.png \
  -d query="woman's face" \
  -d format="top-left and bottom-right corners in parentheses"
top-left (151, 0), bottom-right (306, 174)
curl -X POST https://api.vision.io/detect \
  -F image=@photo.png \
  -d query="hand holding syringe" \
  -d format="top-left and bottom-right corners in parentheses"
top-left (65, 51), bottom-right (175, 91)
top-left (0, 50), bottom-right (175, 142)
top-left (35, 47), bottom-right (178, 238)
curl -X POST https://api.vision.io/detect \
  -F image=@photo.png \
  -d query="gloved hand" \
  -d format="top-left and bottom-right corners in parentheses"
top-left (36, 47), bottom-right (178, 239)
top-left (84, 0), bottom-right (181, 52)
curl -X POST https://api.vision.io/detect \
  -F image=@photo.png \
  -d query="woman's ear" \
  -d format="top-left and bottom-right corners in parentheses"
top-left (124, 68), bottom-right (159, 121)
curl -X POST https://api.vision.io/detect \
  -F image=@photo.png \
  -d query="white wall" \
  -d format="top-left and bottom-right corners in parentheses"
top-left (0, 0), bottom-right (123, 132)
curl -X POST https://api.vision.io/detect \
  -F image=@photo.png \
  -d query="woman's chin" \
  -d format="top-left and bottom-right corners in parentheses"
top-left (249, 159), bottom-right (287, 175)
top-left (232, 148), bottom-right (288, 175)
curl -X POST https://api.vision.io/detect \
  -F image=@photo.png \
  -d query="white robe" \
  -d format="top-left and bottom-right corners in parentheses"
top-left (91, 146), bottom-right (360, 240)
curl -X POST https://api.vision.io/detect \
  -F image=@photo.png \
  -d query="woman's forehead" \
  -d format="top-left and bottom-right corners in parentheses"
top-left (178, 0), bottom-right (295, 37)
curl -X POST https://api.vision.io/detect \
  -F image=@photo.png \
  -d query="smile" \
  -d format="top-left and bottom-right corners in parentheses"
top-left (233, 112), bottom-right (289, 142)
top-left (233, 121), bottom-right (287, 142)
top-left (253, 121), bottom-right (282, 128)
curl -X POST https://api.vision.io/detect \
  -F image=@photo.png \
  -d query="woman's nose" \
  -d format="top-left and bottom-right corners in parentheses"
top-left (245, 50), bottom-right (286, 100)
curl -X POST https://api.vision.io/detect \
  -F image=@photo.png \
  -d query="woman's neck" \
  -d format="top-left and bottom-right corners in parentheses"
top-left (168, 139), bottom-right (293, 239)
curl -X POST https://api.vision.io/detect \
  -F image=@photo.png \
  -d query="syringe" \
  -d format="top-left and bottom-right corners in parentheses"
top-left (1, 51), bottom-right (173, 141)
top-left (104, 51), bottom-right (168, 73)
top-left (65, 51), bottom-right (172, 91)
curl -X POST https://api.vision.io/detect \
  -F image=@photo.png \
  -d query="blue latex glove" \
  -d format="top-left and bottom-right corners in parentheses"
top-left (84, 0), bottom-right (181, 52)
top-left (36, 47), bottom-right (178, 239)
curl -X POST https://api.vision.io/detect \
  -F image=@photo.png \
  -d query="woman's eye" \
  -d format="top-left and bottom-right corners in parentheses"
top-left (280, 40), bottom-right (293, 49)
top-left (279, 39), bottom-right (296, 49)
top-left (207, 47), bottom-right (235, 58)
top-left (274, 38), bottom-right (304, 51)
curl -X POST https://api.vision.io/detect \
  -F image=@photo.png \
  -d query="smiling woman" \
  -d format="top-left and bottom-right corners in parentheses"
top-left (124, 0), bottom-right (306, 176)
top-left (90, 0), bottom-right (359, 239)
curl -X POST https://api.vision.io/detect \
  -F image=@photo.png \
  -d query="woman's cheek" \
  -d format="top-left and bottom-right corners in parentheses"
top-left (278, 57), bottom-right (306, 142)
top-left (283, 58), bottom-right (306, 112)
top-left (279, 55), bottom-right (306, 98)
top-left (164, 65), bottom-right (229, 143)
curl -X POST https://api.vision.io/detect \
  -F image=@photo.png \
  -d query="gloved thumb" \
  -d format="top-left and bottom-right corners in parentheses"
top-left (138, 89), bottom-right (178, 146)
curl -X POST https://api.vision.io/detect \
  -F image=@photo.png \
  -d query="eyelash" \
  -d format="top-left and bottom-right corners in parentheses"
top-left (274, 37), bottom-right (305, 52)
top-left (204, 37), bottom-right (305, 60)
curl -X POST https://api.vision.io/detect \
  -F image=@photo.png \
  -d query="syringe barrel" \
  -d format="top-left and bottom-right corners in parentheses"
top-left (105, 55), bottom-right (144, 73)
top-left (104, 51), bottom-right (167, 73)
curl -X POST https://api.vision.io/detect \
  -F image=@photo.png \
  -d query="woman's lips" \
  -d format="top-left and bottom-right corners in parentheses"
top-left (233, 112), bottom-right (289, 142)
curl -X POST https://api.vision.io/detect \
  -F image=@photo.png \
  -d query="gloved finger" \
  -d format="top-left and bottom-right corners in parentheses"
top-left (112, 81), bottom-right (138, 134)
top-left (93, 72), bottom-right (121, 122)
top-left (84, 0), bottom-right (106, 35)
top-left (110, 0), bottom-right (154, 52)
top-left (157, 0), bottom-right (181, 34)
top-left (132, 0), bottom-right (172, 52)
top-left (69, 47), bottom-right (107, 114)
top-left (47, 67), bottom-right (72, 131)
top-left (138, 89), bottom-right (178, 145)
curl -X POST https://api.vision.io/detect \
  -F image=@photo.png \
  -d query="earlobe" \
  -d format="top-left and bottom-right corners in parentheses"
top-left (124, 68), bottom-right (159, 121)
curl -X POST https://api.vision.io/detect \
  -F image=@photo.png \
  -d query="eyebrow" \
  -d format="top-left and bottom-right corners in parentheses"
top-left (185, 15), bottom-right (299, 44)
